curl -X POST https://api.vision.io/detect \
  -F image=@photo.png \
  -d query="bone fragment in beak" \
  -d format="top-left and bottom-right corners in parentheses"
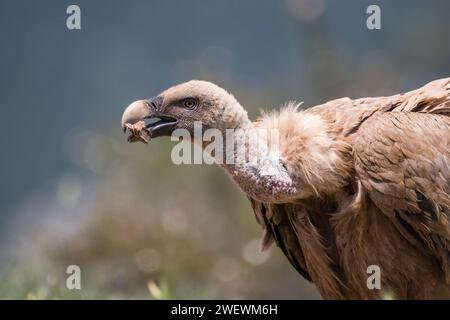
top-left (125, 121), bottom-right (152, 144)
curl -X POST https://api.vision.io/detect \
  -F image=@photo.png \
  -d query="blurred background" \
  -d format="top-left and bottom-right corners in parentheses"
top-left (0, 0), bottom-right (449, 299)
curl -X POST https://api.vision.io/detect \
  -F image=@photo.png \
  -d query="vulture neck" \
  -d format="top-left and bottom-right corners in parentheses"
top-left (205, 109), bottom-right (297, 202)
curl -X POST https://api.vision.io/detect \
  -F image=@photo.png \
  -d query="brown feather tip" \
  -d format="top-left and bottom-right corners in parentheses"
top-left (260, 229), bottom-right (274, 252)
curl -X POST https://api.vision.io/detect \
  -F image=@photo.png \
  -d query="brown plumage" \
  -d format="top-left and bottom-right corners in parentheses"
top-left (121, 78), bottom-right (450, 299)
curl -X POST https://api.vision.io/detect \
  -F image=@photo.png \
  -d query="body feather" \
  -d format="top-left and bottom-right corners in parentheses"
top-left (251, 78), bottom-right (450, 299)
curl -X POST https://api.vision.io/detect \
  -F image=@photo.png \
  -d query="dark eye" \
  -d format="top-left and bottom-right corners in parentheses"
top-left (183, 98), bottom-right (197, 110)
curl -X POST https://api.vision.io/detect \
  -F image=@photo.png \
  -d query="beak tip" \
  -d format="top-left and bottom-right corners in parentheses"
top-left (121, 99), bottom-right (151, 134)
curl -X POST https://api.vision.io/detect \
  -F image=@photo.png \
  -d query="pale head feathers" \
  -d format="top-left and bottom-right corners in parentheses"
top-left (160, 80), bottom-right (251, 131)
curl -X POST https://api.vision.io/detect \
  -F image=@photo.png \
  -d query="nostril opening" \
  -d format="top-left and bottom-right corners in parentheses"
top-left (145, 100), bottom-right (158, 111)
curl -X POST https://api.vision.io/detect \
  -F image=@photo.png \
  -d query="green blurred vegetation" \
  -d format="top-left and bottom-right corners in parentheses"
top-left (0, 134), bottom-right (319, 299)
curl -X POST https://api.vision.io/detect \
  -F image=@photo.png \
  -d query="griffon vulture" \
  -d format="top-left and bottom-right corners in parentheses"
top-left (121, 78), bottom-right (450, 299)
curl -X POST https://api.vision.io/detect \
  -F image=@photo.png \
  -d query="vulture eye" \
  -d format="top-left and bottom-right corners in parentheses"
top-left (183, 98), bottom-right (197, 110)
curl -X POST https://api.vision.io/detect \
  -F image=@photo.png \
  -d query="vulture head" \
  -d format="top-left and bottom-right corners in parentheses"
top-left (121, 80), bottom-right (250, 142)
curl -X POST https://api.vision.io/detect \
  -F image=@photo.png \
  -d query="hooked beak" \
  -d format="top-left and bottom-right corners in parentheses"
top-left (121, 97), bottom-right (178, 141)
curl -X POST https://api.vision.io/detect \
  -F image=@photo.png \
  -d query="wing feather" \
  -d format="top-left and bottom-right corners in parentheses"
top-left (354, 112), bottom-right (450, 282)
top-left (248, 198), bottom-right (312, 281)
